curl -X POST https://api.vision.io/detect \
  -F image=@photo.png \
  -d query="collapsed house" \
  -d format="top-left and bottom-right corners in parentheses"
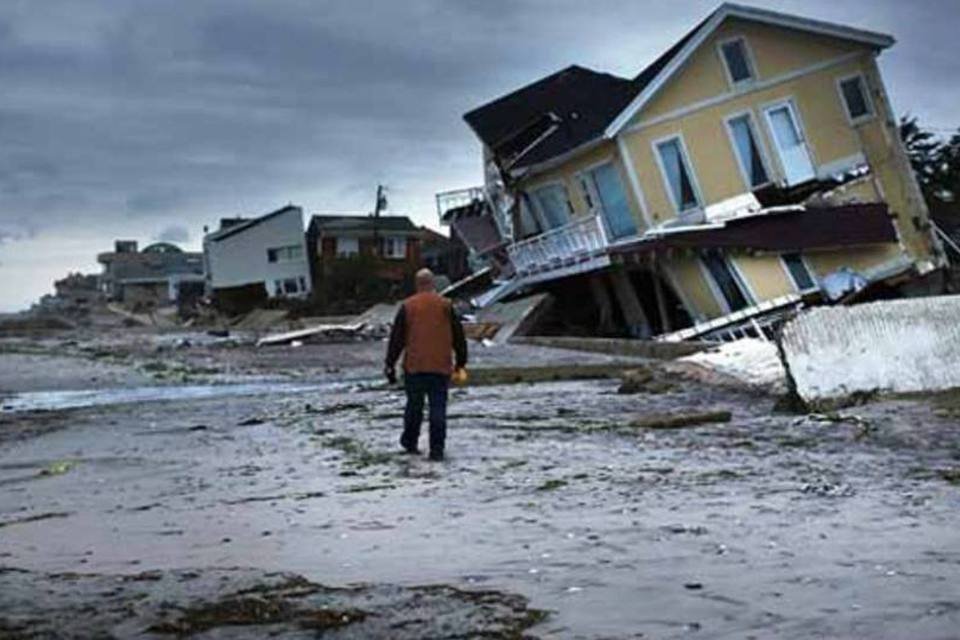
top-left (203, 205), bottom-right (313, 313)
top-left (437, 2), bottom-right (947, 341)
top-left (97, 241), bottom-right (205, 308)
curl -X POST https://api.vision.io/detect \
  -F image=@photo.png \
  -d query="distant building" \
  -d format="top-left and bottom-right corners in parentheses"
top-left (305, 213), bottom-right (423, 286)
top-left (97, 240), bottom-right (205, 307)
top-left (203, 205), bottom-right (312, 310)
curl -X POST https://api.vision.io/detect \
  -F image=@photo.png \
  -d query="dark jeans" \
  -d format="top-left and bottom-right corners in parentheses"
top-left (402, 373), bottom-right (449, 454)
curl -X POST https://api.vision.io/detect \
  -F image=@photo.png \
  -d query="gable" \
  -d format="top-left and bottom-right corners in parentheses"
top-left (632, 17), bottom-right (877, 127)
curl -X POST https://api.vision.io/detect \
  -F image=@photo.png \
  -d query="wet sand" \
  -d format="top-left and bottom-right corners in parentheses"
top-left (1, 337), bottom-right (959, 638)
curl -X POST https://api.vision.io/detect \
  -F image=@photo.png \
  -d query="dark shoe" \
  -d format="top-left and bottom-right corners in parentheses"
top-left (428, 451), bottom-right (444, 462)
top-left (402, 446), bottom-right (421, 455)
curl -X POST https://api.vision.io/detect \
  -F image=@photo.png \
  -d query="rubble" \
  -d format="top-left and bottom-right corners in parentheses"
top-left (630, 410), bottom-right (732, 429)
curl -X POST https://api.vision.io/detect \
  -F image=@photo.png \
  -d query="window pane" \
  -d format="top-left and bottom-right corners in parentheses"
top-left (702, 254), bottom-right (749, 312)
top-left (783, 252), bottom-right (816, 291)
top-left (534, 184), bottom-right (570, 229)
top-left (267, 248), bottom-right (278, 263)
top-left (657, 139), bottom-right (699, 211)
top-left (590, 163), bottom-right (637, 239)
top-left (766, 105), bottom-right (816, 185)
top-left (722, 40), bottom-right (752, 83)
top-left (729, 116), bottom-right (769, 187)
top-left (841, 77), bottom-right (870, 119)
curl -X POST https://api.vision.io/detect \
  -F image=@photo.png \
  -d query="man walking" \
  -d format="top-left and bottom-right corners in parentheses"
top-left (385, 269), bottom-right (467, 461)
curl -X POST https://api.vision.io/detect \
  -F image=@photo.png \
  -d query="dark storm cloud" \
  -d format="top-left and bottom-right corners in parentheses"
top-left (0, 0), bottom-right (957, 312)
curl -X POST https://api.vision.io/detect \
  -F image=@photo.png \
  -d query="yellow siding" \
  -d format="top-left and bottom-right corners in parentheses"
top-left (732, 254), bottom-right (795, 300)
top-left (662, 255), bottom-right (724, 319)
top-left (639, 18), bottom-right (866, 124)
top-left (621, 55), bottom-right (880, 223)
top-left (805, 244), bottom-right (903, 277)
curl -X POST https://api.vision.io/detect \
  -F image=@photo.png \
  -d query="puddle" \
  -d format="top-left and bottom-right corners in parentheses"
top-left (0, 378), bottom-right (378, 413)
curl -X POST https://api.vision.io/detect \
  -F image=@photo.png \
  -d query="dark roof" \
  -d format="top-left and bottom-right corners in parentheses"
top-left (307, 214), bottom-right (418, 235)
top-left (464, 65), bottom-right (636, 171)
top-left (462, 10), bottom-right (712, 171)
top-left (609, 203), bottom-right (896, 255)
top-left (205, 205), bottom-right (300, 243)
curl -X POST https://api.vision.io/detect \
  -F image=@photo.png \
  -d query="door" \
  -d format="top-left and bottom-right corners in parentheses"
top-left (588, 163), bottom-right (637, 240)
top-left (764, 102), bottom-right (815, 186)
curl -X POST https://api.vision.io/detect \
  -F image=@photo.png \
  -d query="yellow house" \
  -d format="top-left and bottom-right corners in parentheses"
top-left (439, 3), bottom-right (946, 340)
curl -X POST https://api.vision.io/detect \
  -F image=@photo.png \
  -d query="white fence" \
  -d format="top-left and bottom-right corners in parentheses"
top-left (780, 295), bottom-right (960, 402)
top-left (507, 215), bottom-right (609, 277)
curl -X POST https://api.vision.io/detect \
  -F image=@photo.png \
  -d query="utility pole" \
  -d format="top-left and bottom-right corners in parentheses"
top-left (373, 184), bottom-right (386, 258)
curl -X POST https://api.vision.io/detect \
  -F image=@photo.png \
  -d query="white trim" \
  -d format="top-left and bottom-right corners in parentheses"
top-left (760, 96), bottom-right (818, 185)
top-left (651, 132), bottom-right (705, 218)
top-left (616, 134), bottom-right (653, 228)
top-left (727, 255), bottom-right (759, 304)
top-left (581, 160), bottom-right (641, 241)
top-left (779, 252), bottom-right (819, 293)
top-left (835, 72), bottom-right (876, 126)
top-left (698, 253), bottom-right (755, 314)
top-left (723, 109), bottom-right (774, 191)
top-left (716, 35), bottom-right (758, 88)
top-left (604, 3), bottom-right (892, 137)
top-left (625, 52), bottom-right (862, 135)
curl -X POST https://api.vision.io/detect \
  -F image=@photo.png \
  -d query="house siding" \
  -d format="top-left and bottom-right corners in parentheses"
top-left (204, 207), bottom-right (312, 297)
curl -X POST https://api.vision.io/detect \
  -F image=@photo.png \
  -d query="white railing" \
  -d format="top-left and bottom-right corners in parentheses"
top-left (507, 215), bottom-right (609, 277)
top-left (436, 187), bottom-right (485, 222)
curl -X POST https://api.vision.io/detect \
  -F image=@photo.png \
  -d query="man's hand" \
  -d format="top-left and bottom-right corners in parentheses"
top-left (384, 365), bottom-right (397, 385)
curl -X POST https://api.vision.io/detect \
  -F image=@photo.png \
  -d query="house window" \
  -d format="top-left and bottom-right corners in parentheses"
top-left (532, 183), bottom-right (572, 229)
top-left (585, 162), bottom-right (637, 240)
top-left (720, 38), bottom-right (755, 85)
top-left (726, 114), bottom-right (770, 189)
top-left (273, 278), bottom-right (303, 296)
top-left (838, 74), bottom-right (874, 123)
top-left (781, 252), bottom-right (817, 292)
top-left (655, 137), bottom-right (700, 213)
top-left (266, 245), bottom-right (303, 263)
top-left (336, 237), bottom-right (359, 257)
top-left (764, 102), bottom-right (816, 186)
top-left (383, 237), bottom-right (407, 259)
top-left (701, 253), bottom-right (751, 312)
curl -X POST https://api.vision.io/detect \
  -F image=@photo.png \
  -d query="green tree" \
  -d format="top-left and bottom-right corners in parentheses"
top-left (900, 115), bottom-right (959, 202)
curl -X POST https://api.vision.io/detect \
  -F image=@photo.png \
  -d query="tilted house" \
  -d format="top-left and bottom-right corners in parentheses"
top-left (203, 205), bottom-right (313, 310)
top-left (438, 3), bottom-right (946, 340)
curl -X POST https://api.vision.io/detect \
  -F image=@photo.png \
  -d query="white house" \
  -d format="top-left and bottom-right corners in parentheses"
top-left (203, 205), bottom-right (313, 300)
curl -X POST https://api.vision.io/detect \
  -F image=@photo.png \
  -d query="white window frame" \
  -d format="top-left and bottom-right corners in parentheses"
top-left (651, 133), bottom-right (705, 217)
top-left (529, 180), bottom-right (574, 229)
top-left (835, 72), bottom-right (875, 126)
top-left (717, 36), bottom-right (758, 88)
top-left (698, 254), bottom-right (756, 314)
top-left (382, 236), bottom-right (407, 260)
top-left (723, 109), bottom-right (773, 191)
top-left (780, 252), bottom-right (819, 293)
top-left (336, 237), bottom-right (359, 258)
top-left (760, 97), bottom-right (818, 186)
top-left (577, 159), bottom-right (639, 240)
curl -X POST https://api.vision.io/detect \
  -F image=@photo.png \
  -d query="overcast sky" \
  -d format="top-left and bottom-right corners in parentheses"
top-left (1, 0), bottom-right (958, 311)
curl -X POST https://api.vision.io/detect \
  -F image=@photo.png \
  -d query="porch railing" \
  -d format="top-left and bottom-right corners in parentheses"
top-left (436, 186), bottom-right (486, 223)
top-left (507, 214), bottom-right (610, 277)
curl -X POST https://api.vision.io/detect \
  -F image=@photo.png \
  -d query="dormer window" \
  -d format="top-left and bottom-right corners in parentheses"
top-left (719, 37), bottom-right (755, 85)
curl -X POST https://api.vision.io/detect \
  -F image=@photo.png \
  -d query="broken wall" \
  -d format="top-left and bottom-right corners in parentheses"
top-left (780, 295), bottom-right (960, 401)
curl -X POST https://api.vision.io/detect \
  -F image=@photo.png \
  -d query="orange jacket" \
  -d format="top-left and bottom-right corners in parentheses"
top-left (385, 292), bottom-right (467, 375)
